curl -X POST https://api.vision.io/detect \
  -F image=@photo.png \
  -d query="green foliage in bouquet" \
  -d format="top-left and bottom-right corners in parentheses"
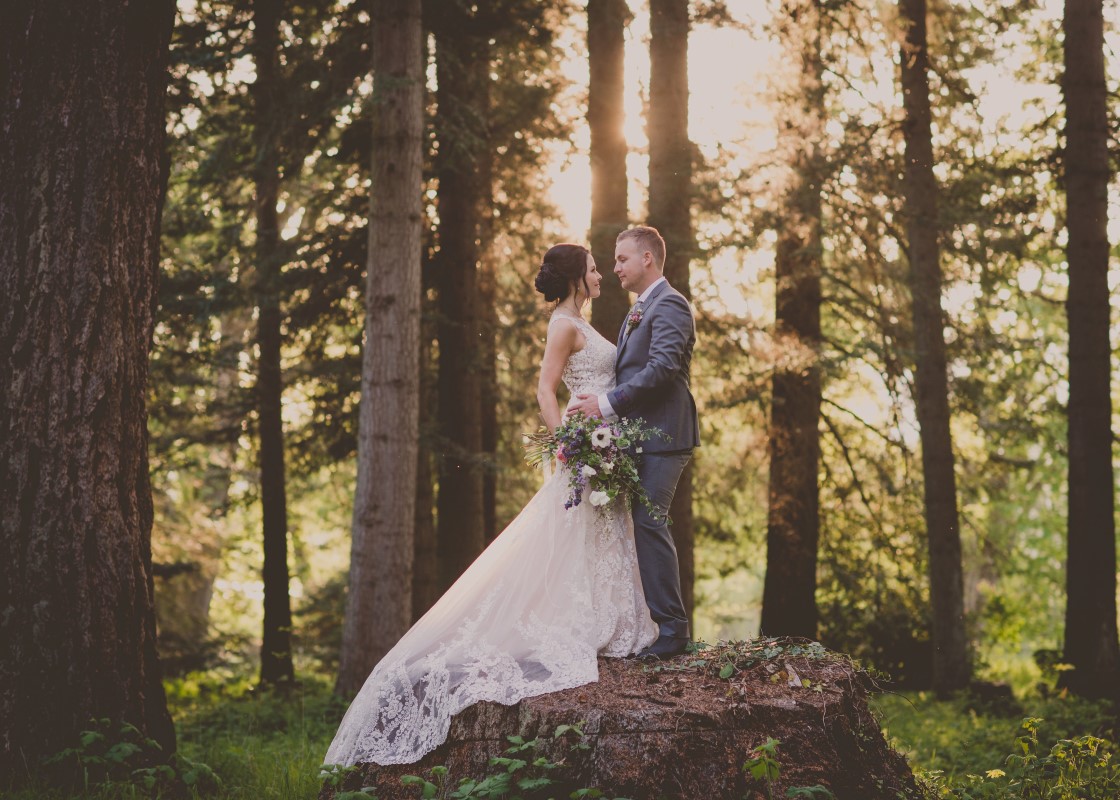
top-left (524, 412), bottom-right (667, 520)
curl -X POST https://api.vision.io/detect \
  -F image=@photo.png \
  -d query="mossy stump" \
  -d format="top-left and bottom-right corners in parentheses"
top-left (321, 640), bottom-right (924, 800)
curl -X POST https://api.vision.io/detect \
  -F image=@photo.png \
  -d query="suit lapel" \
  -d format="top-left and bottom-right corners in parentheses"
top-left (616, 280), bottom-right (672, 365)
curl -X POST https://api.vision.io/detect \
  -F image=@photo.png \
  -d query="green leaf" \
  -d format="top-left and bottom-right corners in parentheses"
top-left (517, 776), bottom-right (555, 790)
top-left (79, 731), bottom-right (106, 749)
top-left (719, 663), bottom-right (735, 679)
top-left (105, 742), bottom-right (142, 763)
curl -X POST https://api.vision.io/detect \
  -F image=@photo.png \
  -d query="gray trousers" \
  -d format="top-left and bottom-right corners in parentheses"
top-left (633, 450), bottom-right (692, 639)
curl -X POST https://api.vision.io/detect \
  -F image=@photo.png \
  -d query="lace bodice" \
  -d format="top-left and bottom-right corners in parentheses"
top-left (549, 313), bottom-right (617, 397)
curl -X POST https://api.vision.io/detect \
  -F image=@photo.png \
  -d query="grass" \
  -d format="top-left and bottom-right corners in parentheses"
top-left (167, 671), bottom-right (347, 799)
top-left (4, 670), bottom-right (347, 800)
top-left (871, 688), bottom-right (1118, 783)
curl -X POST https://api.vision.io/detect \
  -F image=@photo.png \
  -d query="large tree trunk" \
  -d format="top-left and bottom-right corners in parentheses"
top-left (434, 8), bottom-right (488, 591)
top-left (413, 297), bottom-right (439, 622)
top-left (588, 0), bottom-right (632, 340)
top-left (1061, 0), bottom-right (1120, 698)
top-left (0, 0), bottom-right (177, 767)
top-left (897, 0), bottom-right (970, 695)
top-left (759, 0), bottom-right (824, 642)
top-left (337, 0), bottom-right (425, 698)
top-left (648, 0), bottom-right (695, 622)
top-left (252, 0), bottom-right (295, 687)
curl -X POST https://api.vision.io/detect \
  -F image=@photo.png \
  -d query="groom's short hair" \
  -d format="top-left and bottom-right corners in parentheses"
top-left (617, 226), bottom-right (666, 270)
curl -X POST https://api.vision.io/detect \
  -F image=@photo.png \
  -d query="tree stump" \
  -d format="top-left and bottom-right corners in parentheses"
top-left (321, 640), bottom-right (924, 799)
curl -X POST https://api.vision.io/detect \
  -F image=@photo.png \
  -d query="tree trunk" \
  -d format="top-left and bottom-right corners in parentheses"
top-left (413, 301), bottom-right (439, 622)
top-left (759, 0), bottom-right (824, 641)
top-left (897, 0), bottom-right (970, 695)
top-left (337, 0), bottom-right (425, 698)
top-left (0, 0), bottom-right (177, 767)
top-left (588, 0), bottom-right (631, 341)
top-left (1061, 0), bottom-right (1120, 698)
top-left (648, 0), bottom-right (695, 622)
top-left (251, 0), bottom-right (295, 687)
top-left (479, 141), bottom-right (500, 544)
top-left (434, 10), bottom-right (488, 591)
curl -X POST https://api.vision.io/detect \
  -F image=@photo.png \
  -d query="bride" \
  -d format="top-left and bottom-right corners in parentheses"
top-left (324, 243), bottom-right (657, 767)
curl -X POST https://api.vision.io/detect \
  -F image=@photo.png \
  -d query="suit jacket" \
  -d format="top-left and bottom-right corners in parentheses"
top-left (607, 279), bottom-right (700, 453)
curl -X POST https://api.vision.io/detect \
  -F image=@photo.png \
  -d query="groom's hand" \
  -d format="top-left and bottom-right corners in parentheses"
top-left (569, 394), bottom-right (603, 418)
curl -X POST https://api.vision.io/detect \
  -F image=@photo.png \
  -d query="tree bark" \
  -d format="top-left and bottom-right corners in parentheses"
top-left (0, 0), bottom-right (177, 767)
top-left (434, 7), bottom-right (488, 591)
top-left (251, 0), bottom-right (295, 687)
top-left (588, 0), bottom-right (632, 341)
top-left (1061, 0), bottom-right (1120, 698)
top-left (479, 140), bottom-right (500, 544)
top-left (897, 0), bottom-right (970, 695)
top-left (337, 0), bottom-right (425, 698)
top-left (759, 0), bottom-right (824, 641)
top-left (648, 0), bottom-right (695, 622)
top-left (413, 296), bottom-right (439, 622)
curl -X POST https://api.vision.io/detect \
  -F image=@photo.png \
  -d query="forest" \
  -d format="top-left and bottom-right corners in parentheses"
top-left (2, 0), bottom-right (1120, 797)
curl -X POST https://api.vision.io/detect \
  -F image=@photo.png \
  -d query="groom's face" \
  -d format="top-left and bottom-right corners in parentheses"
top-left (614, 238), bottom-right (652, 293)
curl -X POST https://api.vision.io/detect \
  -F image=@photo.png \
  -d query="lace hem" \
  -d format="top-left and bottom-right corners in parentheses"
top-left (324, 472), bottom-right (656, 767)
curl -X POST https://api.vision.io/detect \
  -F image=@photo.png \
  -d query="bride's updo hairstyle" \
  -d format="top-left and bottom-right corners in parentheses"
top-left (534, 243), bottom-right (591, 303)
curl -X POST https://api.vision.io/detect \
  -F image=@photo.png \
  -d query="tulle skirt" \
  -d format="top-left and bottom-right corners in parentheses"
top-left (324, 467), bottom-right (657, 767)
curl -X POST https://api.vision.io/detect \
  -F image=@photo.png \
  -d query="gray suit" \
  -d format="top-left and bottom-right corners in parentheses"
top-left (607, 279), bottom-right (699, 640)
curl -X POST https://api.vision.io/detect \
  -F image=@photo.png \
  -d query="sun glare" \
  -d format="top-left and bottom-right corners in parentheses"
top-left (546, 1), bottom-right (776, 248)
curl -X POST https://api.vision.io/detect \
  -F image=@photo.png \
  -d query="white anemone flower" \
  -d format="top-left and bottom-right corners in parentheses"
top-left (581, 464), bottom-right (597, 478)
top-left (591, 427), bottom-right (613, 449)
top-left (589, 490), bottom-right (610, 506)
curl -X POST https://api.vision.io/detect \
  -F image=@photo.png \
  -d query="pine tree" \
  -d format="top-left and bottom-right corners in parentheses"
top-left (588, 0), bottom-right (632, 339)
top-left (0, 0), bottom-right (177, 766)
top-left (760, 0), bottom-right (824, 641)
top-left (337, 0), bottom-right (425, 697)
top-left (897, 0), bottom-right (970, 695)
top-left (1060, 0), bottom-right (1120, 698)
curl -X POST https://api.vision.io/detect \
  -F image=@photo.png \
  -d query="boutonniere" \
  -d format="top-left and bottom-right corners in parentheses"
top-left (626, 305), bottom-right (644, 333)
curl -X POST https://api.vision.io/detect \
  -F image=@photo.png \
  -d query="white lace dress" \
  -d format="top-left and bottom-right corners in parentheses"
top-left (324, 313), bottom-right (657, 767)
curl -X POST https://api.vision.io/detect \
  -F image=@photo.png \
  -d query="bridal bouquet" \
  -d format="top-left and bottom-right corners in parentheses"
top-left (524, 412), bottom-right (666, 518)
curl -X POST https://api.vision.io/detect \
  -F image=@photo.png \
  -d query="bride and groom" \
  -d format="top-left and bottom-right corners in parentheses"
top-left (325, 225), bottom-right (700, 767)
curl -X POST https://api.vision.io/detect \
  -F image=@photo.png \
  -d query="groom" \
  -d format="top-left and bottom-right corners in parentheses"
top-left (570, 225), bottom-right (700, 658)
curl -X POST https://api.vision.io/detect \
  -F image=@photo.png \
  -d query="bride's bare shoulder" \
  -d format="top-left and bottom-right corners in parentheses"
top-left (547, 313), bottom-right (587, 352)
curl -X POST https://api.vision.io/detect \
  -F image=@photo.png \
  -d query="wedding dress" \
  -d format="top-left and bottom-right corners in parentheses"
top-left (324, 313), bottom-right (658, 767)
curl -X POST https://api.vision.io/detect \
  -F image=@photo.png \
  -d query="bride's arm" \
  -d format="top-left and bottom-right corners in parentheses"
top-left (536, 321), bottom-right (579, 433)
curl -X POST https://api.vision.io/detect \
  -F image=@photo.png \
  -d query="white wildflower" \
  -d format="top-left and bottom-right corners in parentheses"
top-left (581, 465), bottom-right (597, 478)
top-left (589, 490), bottom-right (610, 506)
top-left (600, 461), bottom-right (614, 473)
top-left (636, 446), bottom-right (643, 454)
